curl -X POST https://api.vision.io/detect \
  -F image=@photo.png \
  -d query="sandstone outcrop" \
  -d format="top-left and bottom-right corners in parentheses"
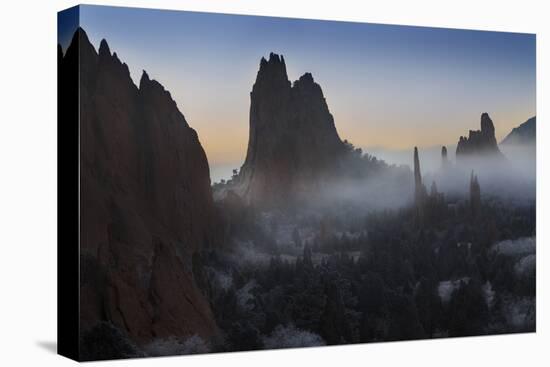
top-left (237, 53), bottom-right (346, 206)
top-left (441, 146), bottom-right (449, 168)
top-left (456, 113), bottom-right (503, 159)
top-left (501, 116), bottom-right (536, 145)
top-left (59, 28), bottom-right (220, 346)
top-left (413, 147), bottom-right (427, 220)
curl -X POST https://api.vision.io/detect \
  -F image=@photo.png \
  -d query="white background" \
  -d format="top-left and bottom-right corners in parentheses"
top-left (0, 0), bottom-right (548, 365)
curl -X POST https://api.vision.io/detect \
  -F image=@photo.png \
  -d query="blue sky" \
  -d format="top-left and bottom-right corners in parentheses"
top-left (59, 5), bottom-right (536, 181)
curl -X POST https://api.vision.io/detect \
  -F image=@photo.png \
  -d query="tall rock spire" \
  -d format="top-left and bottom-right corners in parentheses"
top-left (480, 112), bottom-right (495, 136)
top-left (414, 147), bottom-right (422, 197)
top-left (237, 52), bottom-right (345, 207)
top-left (470, 171), bottom-right (481, 218)
top-left (456, 113), bottom-right (503, 159)
top-left (413, 147), bottom-right (427, 224)
top-left (441, 146), bottom-right (448, 168)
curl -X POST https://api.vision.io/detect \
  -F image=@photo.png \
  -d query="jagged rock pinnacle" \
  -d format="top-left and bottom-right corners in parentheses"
top-left (414, 147), bottom-right (422, 188)
top-left (75, 26), bottom-right (90, 45)
top-left (456, 113), bottom-right (503, 159)
top-left (139, 70), bottom-right (152, 90)
top-left (269, 52), bottom-right (280, 62)
top-left (238, 53), bottom-right (344, 206)
top-left (413, 147), bottom-right (427, 225)
top-left (256, 52), bottom-right (289, 88)
top-left (299, 72), bottom-right (314, 84)
top-left (480, 112), bottom-right (495, 135)
top-left (141, 69), bottom-right (150, 81)
top-left (99, 39), bottom-right (111, 57)
top-left (441, 146), bottom-right (449, 168)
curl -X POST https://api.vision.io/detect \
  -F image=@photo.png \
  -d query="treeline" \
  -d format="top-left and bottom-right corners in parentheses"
top-left (195, 196), bottom-right (535, 351)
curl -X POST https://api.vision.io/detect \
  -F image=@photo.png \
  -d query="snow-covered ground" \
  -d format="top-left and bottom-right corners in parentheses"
top-left (438, 277), bottom-right (470, 304)
top-left (492, 237), bottom-right (535, 256)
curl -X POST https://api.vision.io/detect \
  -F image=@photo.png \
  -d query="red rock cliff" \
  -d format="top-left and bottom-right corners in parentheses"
top-left (59, 28), bottom-right (220, 344)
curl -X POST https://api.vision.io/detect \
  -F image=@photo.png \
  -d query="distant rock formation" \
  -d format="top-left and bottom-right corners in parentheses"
top-left (413, 147), bottom-right (428, 223)
top-left (456, 113), bottom-right (503, 159)
top-left (470, 171), bottom-right (481, 218)
top-left (441, 146), bottom-right (449, 169)
top-left (501, 116), bottom-right (536, 145)
top-left (414, 147), bottom-right (426, 205)
top-left (59, 28), bottom-right (220, 347)
top-left (413, 147), bottom-right (448, 227)
top-left (237, 53), bottom-right (347, 206)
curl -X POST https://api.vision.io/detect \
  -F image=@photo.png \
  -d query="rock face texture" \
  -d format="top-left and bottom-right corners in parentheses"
top-left (501, 116), bottom-right (536, 145)
top-left (456, 113), bottom-right (503, 159)
top-left (59, 28), bottom-right (219, 345)
top-left (237, 53), bottom-right (347, 206)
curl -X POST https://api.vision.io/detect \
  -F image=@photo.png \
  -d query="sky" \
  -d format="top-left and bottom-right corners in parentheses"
top-left (59, 5), bottom-right (536, 181)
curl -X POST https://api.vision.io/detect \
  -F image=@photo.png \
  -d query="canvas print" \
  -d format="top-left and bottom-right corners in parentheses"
top-left (57, 5), bottom-right (536, 361)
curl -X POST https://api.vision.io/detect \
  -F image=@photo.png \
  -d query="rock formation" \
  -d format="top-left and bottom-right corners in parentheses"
top-left (441, 146), bottom-right (449, 168)
top-left (59, 28), bottom-right (220, 348)
top-left (413, 147), bottom-right (428, 224)
top-left (501, 116), bottom-right (536, 145)
top-left (237, 53), bottom-right (347, 206)
top-left (413, 147), bottom-right (427, 206)
top-left (469, 171), bottom-right (481, 218)
top-left (456, 113), bottom-right (503, 159)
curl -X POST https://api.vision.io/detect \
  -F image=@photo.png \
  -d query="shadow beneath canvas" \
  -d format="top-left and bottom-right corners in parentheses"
top-left (36, 341), bottom-right (57, 354)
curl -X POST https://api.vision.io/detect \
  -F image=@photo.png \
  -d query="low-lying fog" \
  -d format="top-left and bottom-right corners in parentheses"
top-left (207, 144), bottom-right (536, 343)
top-left (213, 143), bottom-right (535, 218)
top-left (301, 142), bottom-right (535, 215)
top-left (370, 143), bottom-right (535, 199)
top-left (365, 143), bottom-right (535, 179)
